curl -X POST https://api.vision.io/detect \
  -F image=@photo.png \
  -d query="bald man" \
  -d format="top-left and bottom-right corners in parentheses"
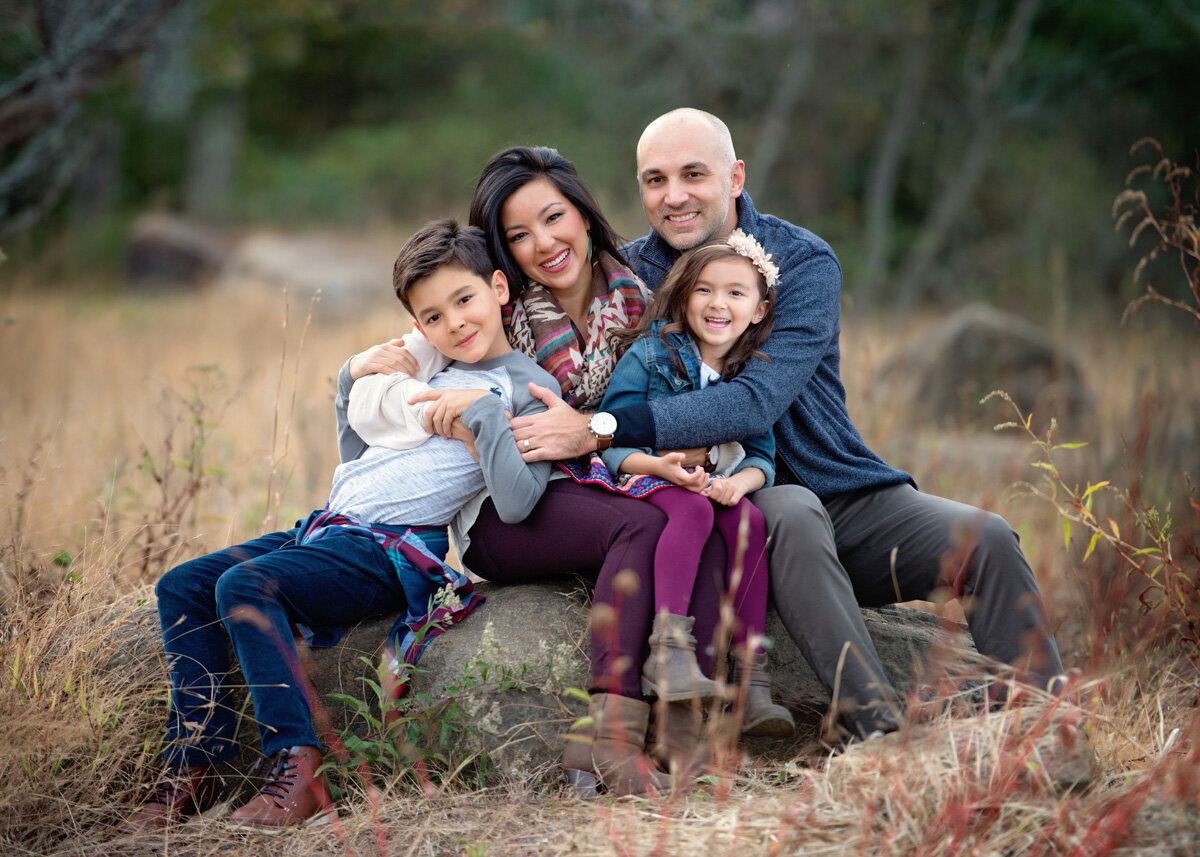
top-left (512, 108), bottom-right (1064, 738)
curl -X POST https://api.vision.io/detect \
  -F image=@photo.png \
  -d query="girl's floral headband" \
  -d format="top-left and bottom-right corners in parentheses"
top-left (726, 229), bottom-right (780, 288)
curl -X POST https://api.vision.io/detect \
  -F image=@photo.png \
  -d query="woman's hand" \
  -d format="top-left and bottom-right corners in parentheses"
top-left (349, 338), bottom-right (420, 380)
top-left (411, 388), bottom-right (490, 437)
top-left (509, 383), bottom-right (587, 461)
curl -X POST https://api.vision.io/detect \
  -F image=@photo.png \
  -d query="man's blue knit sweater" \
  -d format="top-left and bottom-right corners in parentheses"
top-left (615, 192), bottom-right (913, 501)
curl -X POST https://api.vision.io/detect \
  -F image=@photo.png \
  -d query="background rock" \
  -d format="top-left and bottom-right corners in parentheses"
top-left (121, 217), bottom-right (404, 320)
top-left (216, 229), bottom-right (398, 319)
top-left (124, 212), bottom-right (233, 290)
top-left (875, 303), bottom-right (1093, 434)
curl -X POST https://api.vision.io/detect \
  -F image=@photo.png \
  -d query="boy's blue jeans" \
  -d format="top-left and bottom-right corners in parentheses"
top-left (155, 524), bottom-right (431, 766)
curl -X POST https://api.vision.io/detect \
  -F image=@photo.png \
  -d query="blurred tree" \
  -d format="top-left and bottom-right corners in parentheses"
top-left (0, 0), bottom-right (184, 239)
top-left (860, 1), bottom-right (932, 302)
top-left (891, 0), bottom-right (1043, 310)
top-left (3, 0), bottom-right (1196, 312)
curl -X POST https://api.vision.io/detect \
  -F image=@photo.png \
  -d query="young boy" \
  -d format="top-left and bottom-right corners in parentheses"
top-left (121, 219), bottom-right (557, 833)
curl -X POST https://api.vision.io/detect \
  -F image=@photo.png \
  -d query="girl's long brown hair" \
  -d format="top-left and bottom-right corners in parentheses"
top-left (611, 241), bottom-right (776, 381)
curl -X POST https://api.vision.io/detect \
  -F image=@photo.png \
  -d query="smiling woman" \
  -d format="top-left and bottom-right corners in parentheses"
top-left (455, 146), bottom-right (692, 796)
top-left (499, 178), bottom-right (593, 329)
top-left (470, 147), bottom-right (649, 411)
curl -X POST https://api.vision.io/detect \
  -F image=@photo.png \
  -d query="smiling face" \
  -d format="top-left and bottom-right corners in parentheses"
top-left (500, 177), bottom-right (592, 298)
top-left (637, 113), bottom-right (745, 251)
top-left (409, 265), bottom-right (511, 364)
top-left (684, 256), bottom-right (768, 370)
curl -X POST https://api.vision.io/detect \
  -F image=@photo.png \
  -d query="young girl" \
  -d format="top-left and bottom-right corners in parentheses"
top-left (573, 230), bottom-right (793, 738)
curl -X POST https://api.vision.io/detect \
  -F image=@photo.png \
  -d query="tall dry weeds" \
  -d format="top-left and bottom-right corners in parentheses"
top-left (0, 564), bottom-right (165, 852)
top-left (3, 154), bottom-right (1200, 852)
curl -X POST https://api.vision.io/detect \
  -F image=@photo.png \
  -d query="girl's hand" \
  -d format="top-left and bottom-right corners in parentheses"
top-left (349, 338), bottom-right (420, 380)
top-left (703, 468), bottom-right (763, 506)
top-left (657, 452), bottom-right (709, 493)
top-left (411, 388), bottom-right (489, 438)
top-left (702, 476), bottom-right (745, 506)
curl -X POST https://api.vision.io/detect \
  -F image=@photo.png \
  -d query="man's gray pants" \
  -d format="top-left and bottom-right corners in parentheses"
top-left (751, 482), bottom-right (1064, 737)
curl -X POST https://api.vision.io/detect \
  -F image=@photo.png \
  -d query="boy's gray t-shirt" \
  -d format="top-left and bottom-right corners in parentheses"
top-left (329, 350), bottom-right (557, 527)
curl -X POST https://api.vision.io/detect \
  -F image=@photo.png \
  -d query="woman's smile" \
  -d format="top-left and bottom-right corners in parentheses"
top-left (540, 248), bottom-right (571, 273)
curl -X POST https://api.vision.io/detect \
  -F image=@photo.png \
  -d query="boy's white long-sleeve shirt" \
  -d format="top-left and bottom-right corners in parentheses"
top-left (345, 328), bottom-right (452, 450)
top-left (332, 349), bottom-right (558, 531)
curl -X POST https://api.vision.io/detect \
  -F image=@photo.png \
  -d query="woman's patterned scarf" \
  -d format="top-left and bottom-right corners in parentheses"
top-left (503, 251), bottom-right (650, 410)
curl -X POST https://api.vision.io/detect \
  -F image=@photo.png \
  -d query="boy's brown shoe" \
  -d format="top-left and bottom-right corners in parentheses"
top-left (227, 745), bottom-right (333, 832)
top-left (120, 764), bottom-right (220, 832)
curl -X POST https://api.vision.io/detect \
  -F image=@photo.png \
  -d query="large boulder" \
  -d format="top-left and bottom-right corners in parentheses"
top-left (124, 212), bottom-right (234, 290)
top-left (875, 303), bottom-right (1093, 434)
top-left (217, 230), bottom-right (399, 319)
top-left (111, 581), bottom-right (976, 779)
top-left (306, 580), bottom-right (593, 780)
top-left (307, 581), bottom-right (974, 777)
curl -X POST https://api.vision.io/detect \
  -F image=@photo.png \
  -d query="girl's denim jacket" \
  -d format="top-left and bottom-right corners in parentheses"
top-left (599, 321), bottom-right (776, 485)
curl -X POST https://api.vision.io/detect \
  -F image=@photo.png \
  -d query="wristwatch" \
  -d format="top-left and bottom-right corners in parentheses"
top-left (587, 411), bottom-right (617, 452)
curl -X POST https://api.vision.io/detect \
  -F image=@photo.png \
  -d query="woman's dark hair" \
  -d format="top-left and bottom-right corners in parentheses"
top-left (611, 241), bottom-right (776, 381)
top-left (469, 146), bottom-right (627, 295)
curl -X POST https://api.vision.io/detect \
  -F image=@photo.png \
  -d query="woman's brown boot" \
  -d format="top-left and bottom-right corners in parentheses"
top-left (648, 697), bottom-right (710, 786)
top-left (641, 613), bottom-right (719, 701)
top-left (563, 693), bottom-right (670, 798)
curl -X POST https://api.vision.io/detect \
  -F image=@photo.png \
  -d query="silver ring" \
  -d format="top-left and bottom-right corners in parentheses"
top-left (523, 438), bottom-right (531, 450)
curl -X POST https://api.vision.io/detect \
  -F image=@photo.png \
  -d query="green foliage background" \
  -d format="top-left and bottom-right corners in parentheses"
top-left (3, 0), bottom-right (1198, 312)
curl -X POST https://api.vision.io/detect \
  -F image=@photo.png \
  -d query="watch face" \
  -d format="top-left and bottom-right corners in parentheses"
top-left (590, 412), bottom-right (617, 436)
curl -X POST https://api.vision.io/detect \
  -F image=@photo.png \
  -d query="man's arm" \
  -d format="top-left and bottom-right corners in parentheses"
top-left (613, 244), bottom-right (842, 450)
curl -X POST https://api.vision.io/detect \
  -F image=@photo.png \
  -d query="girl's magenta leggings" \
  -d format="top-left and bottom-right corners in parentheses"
top-left (646, 486), bottom-right (769, 653)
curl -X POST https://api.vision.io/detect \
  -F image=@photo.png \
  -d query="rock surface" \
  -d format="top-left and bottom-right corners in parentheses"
top-left (217, 230), bottom-right (399, 318)
top-left (122, 215), bottom-right (407, 318)
top-left (306, 580), bottom-right (973, 777)
top-left (115, 580), bottom-right (976, 779)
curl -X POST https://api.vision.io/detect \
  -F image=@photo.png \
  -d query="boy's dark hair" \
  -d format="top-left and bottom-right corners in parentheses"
top-left (611, 240), bottom-right (776, 381)
top-left (393, 218), bottom-right (494, 312)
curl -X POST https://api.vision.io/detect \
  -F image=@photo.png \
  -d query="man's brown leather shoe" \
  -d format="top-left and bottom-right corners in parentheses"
top-left (227, 745), bottom-right (333, 831)
top-left (120, 764), bottom-right (219, 832)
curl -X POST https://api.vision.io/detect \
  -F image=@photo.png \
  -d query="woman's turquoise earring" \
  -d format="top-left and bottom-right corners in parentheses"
top-left (587, 232), bottom-right (594, 262)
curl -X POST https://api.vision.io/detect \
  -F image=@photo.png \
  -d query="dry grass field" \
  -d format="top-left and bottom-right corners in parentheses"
top-left (2, 275), bottom-right (1200, 856)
